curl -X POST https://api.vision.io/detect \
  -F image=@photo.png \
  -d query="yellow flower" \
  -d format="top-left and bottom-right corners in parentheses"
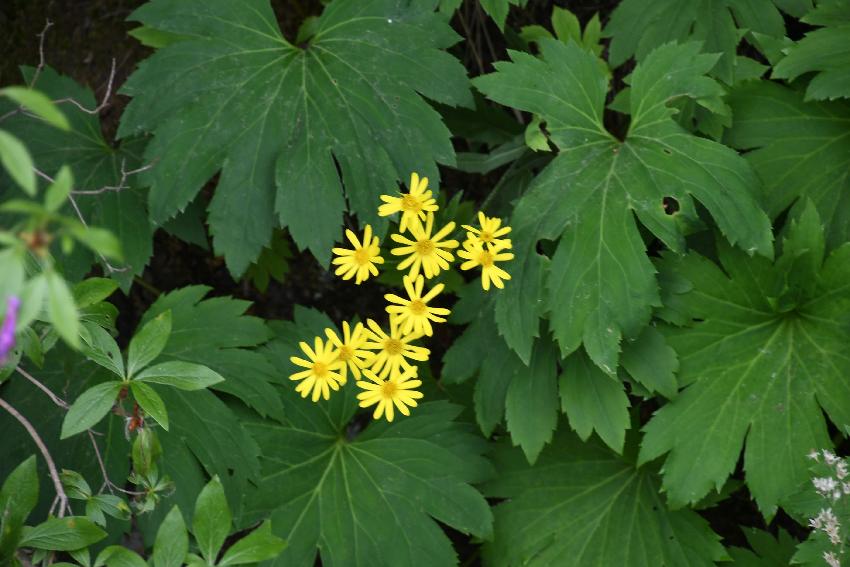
top-left (332, 225), bottom-right (384, 284)
top-left (378, 172), bottom-right (439, 233)
top-left (356, 368), bottom-right (424, 422)
top-left (362, 317), bottom-right (430, 380)
top-left (462, 212), bottom-right (512, 249)
top-left (390, 212), bottom-right (459, 279)
top-left (384, 275), bottom-right (450, 337)
top-left (458, 240), bottom-right (515, 291)
top-left (325, 321), bottom-right (371, 383)
top-left (289, 337), bottom-right (345, 402)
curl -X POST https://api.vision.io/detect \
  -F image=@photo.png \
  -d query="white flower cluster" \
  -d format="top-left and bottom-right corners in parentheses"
top-left (808, 449), bottom-right (850, 566)
top-left (811, 508), bottom-right (842, 545)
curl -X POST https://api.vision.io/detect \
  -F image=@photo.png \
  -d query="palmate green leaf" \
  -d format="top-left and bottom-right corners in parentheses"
top-left (119, 0), bottom-right (471, 274)
top-left (640, 205), bottom-right (850, 514)
top-left (139, 286), bottom-right (279, 418)
top-left (474, 40), bottom-right (772, 369)
top-left (241, 308), bottom-right (493, 567)
top-left (604, 0), bottom-right (797, 82)
top-left (725, 80), bottom-right (850, 249)
top-left (483, 430), bottom-right (726, 567)
top-left (772, 0), bottom-right (850, 100)
top-left (0, 67), bottom-right (153, 288)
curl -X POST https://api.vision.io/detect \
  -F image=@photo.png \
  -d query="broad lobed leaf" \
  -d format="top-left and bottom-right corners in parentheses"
top-left (483, 429), bottom-right (726, 566)
top-left (119, 0), bottom-right (471, 274)
top-left (725, 80), bottom-right (850, 249)
top-left (475, 40), bottom-right (771, 372)
top-left (641, 206), bottom-right (850, 514)
top-left (240, 307), bottom-right (493, 567)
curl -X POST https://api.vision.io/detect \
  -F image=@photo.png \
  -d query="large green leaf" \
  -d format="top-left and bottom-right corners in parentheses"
top-left (0, 67), bottom-right (153, 288)
top-left (482, 430), bottom-right (726, 566)
top-left (118, 0), bottom-right (471, 274)
top-left (139, 286), bottom-right (280, 419)
top-left (640, 205), bottom-right (850, 515)
top-left (604, 0), bottom-right (797, 82)
top-left (474, 40), bottom-right (772, 368)
top-left (725, 80), bottom-right (850, 249)
top-left (772, 0), bottom-right (850, 100)
top-left (240, 308), bottom-right (493, 567)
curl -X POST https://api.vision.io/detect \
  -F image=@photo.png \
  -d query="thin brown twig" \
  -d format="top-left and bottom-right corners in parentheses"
top-left (15, 365), bottom-right (144, 497)
top-left (72, 159), bottom-right (155, 195)
top-left (16, 366), bottom-right (69, 409)
top-left (52, 58), bottom-right (117, 116)
top-left (0, 397), bottom-right (68, 518)
top-left (28, 19), bottom-right (54, 88)
top-left (457, 3), bottom-right (484, 74)
top-left (32, 167), bottom-right (129, 274)
top-left (88, 430), bottom-right (147, 497)
top-left (0, 20), bottom-right (53, 124)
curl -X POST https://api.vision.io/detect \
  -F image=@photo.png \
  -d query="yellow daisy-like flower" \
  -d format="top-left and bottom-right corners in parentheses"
top-left (325, 321), bottom-right (371, 383)
top-left (362, 317), bottom-right (430, 380)
top-left (390, 212), bottom-right (459, 279)
top-left (356, 368), bottom-right (424, 422)
top-left (332, 225), bottom-right (384, 284)
top-left (462, 211), bottom-right (512, 249)
top-left (378, 172), bottom-right (439, 233)
top-left (384, 275), bottom-right (450, 337)
top-left (458, 240), bottom-right (515, 291)
top-left (289, 337), bottom-right (345, 402)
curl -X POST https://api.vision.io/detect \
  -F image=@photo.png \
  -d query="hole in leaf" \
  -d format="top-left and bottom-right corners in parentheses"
top-left (662, 196), bottom-right (679, 215)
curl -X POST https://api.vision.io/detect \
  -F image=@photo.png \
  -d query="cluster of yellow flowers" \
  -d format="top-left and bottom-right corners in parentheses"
top-left (289, 173), bottom-right (513, 422)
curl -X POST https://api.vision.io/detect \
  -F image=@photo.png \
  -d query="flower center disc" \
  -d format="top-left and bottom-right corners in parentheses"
top-left (385, 338), bottom-right (404, 355)
top-left (353, 248), bottom-right (370, 265)
top-left (312, 361), bottom-right (328, 377)
top-left (401, 194), bottom-right (421, 212)
top-left (338, 345), bottom-right (353, 361)
top-left (409, 300), bottom-right (426, 315)
top-left (479, 231), bottom-right (493, 243)
top-left (480, 251), bottom-right (494, 267)
top-left (381, 380), bottom-right (398, 397)
top-left (415, 239), bottom-right (435, 255)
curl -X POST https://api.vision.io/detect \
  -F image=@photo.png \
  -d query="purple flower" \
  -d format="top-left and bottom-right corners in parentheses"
top-left (0, 296), bottom-right (21, 365)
